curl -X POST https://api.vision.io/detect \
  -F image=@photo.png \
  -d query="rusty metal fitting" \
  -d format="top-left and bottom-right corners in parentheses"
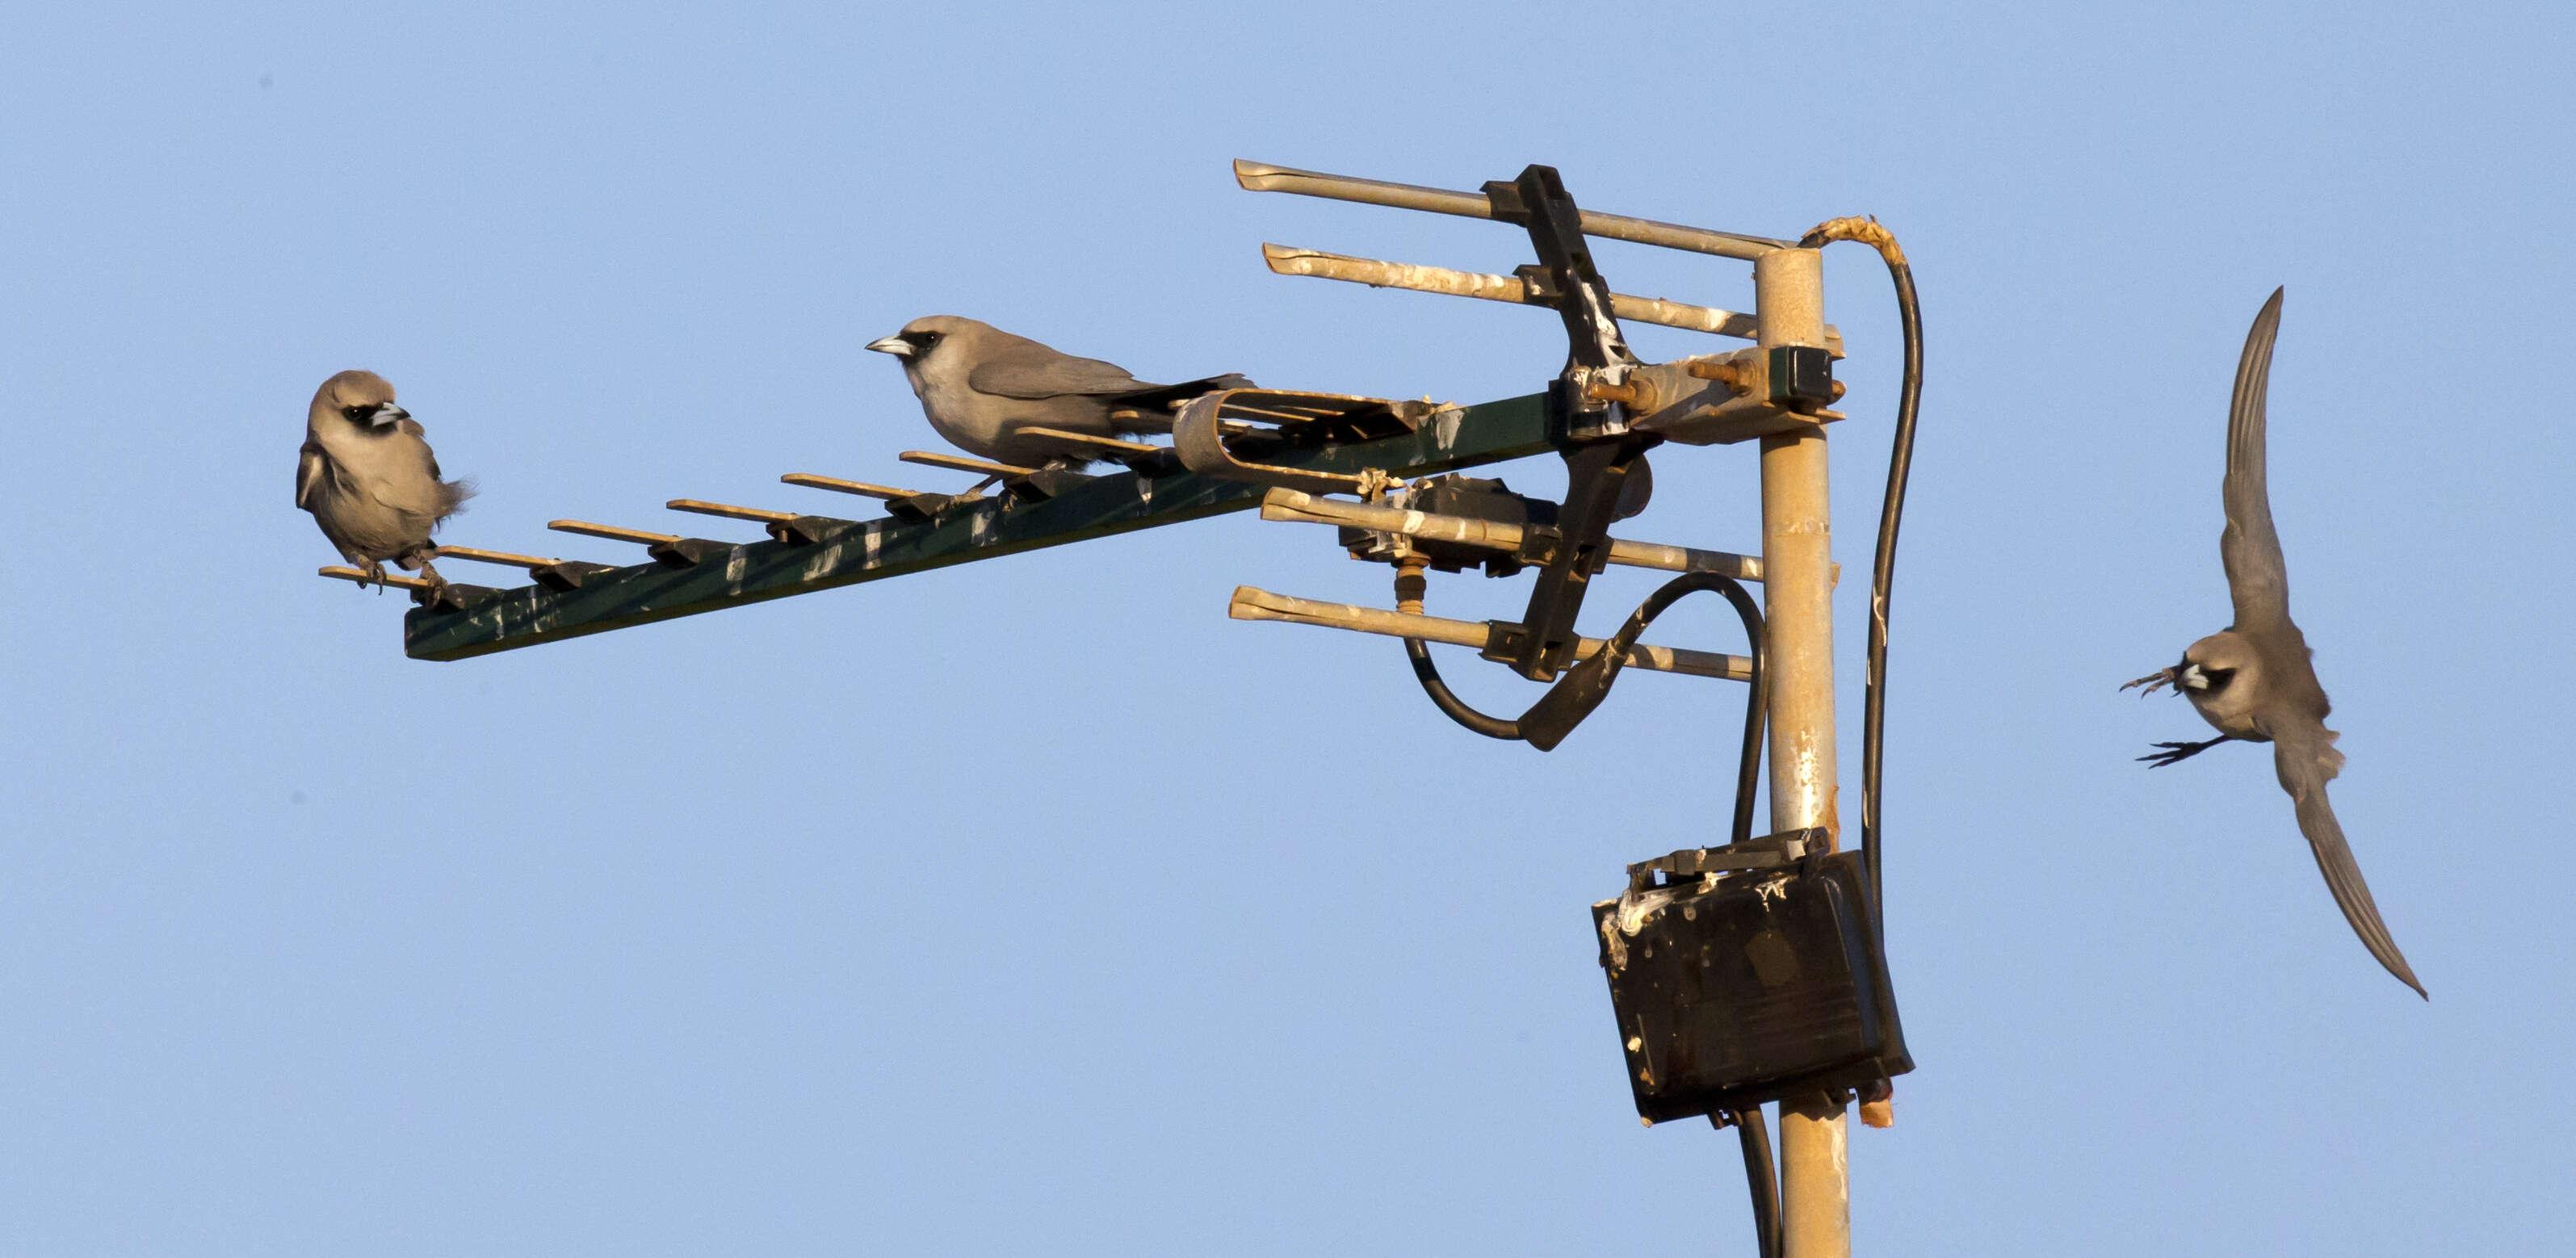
top-left (1582, 376), bottom-right (1652, 409)
top-left (1393, 560), bottom-right (1429, 614)
top-left (1858, 1076), bottom-right (1894, 1128)
top-left (1685, 359), bottom-right (1749, 393)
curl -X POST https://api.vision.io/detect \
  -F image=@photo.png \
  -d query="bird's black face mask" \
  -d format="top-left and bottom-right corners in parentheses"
top-left (340, 403), bottom-right (405, 431)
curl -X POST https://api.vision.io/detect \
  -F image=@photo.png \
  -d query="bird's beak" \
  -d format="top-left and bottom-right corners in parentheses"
top-left (2179, 663), bottom-right (2208, 690)
top-left (367, 404), bottom-right (410, 428)
top-left (865, 335), bottom-right (915, 359)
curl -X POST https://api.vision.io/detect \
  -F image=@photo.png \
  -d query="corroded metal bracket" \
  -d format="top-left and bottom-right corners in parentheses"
top-left (1171, 387), bottom-right (1438, 495)
top-left (1621, 352), bottom-right (1849, 447)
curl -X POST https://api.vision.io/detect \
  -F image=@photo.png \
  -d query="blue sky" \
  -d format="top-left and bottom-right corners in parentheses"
top-left (3, 3), bottom-right (2570, 1254)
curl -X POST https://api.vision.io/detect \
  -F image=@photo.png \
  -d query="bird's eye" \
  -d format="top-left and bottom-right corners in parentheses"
top-left (914, 333), bottom-right (942, 350)
top-left (2201, 667), bottom-right (2235, 692)
top-left (342, 405), bottom-right (367, 420)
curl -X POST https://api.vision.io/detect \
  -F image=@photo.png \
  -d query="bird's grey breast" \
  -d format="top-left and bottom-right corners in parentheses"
top-left (904, 355), bottom-right (993, 451)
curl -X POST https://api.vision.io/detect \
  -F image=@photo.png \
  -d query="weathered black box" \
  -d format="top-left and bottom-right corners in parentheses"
top-left (1593, 849), bottom-right (1911, 1123)
top-left (1339, 474), bottom-right (1558, 576)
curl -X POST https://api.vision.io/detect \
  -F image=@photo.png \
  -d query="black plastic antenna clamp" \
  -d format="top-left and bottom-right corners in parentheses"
top-left (1509, 434), bottom-right (1655, 680)
top-left (1484, 164), bottom-right (1660, 681)
top-left (1482, 165), bottom-right (1636, 379)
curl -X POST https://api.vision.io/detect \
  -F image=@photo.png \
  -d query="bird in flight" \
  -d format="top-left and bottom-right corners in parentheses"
top-left (2124, 289), bottom-right (2424, 998)
top-left (296, 370), bottom-right (472, 589)
top-left (866, 316), bottom-right (1248, 468)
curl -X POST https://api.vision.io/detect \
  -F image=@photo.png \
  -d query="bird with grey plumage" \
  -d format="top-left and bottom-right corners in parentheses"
top-left (2123, 288), bottom-right (2424, 998)
top-left (296, 370), bottom-right (472, 589)
top-left (865, 316), bottom-right (1250, 468)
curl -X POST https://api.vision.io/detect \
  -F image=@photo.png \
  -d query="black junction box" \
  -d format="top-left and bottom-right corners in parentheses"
top-left (1593, 849), bottom-right (1910, 1123)
top-left (1765, 345), bottom-right (1838, 413)
top-left (1340, 474), bottom-right (1557, 577)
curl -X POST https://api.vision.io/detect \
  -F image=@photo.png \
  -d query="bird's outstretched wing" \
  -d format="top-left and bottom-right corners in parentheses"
top-left (2271, 726), bottom-right (2426, 998)
top-left (295, 440), bottom-right (329, 510)
top-left (968, 342), bottom-right (1147, 399)
top-left (2221, 287), bottom-right (2291, 631)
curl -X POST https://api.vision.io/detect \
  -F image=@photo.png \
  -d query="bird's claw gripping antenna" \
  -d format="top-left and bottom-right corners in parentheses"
top-left (317, 564), bottom-right (493, 614)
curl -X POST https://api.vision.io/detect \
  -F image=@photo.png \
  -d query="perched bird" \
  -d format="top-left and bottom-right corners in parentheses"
top-left (296, 370), bottom-right (472, 588)
top-left (2124, 289), bottom-right (2423, 998)
top-left (865, 316), bottom-right (1249, 468)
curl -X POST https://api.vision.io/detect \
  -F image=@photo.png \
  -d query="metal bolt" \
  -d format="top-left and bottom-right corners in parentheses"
top-left (1582, 376), bottom-right (1651, 409)
top-left (1686, 359), bottom-right (1750, 393)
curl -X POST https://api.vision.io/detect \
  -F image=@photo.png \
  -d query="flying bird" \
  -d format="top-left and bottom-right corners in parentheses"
top-left (866, 316), bottom-right (1249, 468)
top-left (296, 370), bottom-right (472, 589)
top-left (2123, 289), bottom-right (2423, 998)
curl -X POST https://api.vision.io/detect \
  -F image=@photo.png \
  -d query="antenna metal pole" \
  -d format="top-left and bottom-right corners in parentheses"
top-left (1754, 244), bottom-right (1852, 1258)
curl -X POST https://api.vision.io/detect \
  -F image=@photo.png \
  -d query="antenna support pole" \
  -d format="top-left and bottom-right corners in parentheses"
top-left (1755, 243), bottom-right (1852, 1258)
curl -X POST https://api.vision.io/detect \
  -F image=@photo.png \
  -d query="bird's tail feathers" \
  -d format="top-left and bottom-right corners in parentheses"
top-left (1104, 374), bottom-right (1256, 417)
top-left (437, 477), bottom-right (478, 519)
top-left (2289, 774), bottom-right (2425, 999)
top-left (2310, 728), bottom-right (2345, 780)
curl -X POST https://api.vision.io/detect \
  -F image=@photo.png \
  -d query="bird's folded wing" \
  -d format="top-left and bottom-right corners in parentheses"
top-left (2272, 728), bottom-right (2426, 998)
top-left (378, 423), bottom-right (472, 512)
top-left (296, 441), bottom-right (327, 510)
top-left (2221, 287), bottom-right (2292, 630)
top-left (1105, 374), bottom-right (1253, 410)
top-left (968, 344), bottom-right (1147, 399)
top-left (389, 419), bottom-right (442, 480)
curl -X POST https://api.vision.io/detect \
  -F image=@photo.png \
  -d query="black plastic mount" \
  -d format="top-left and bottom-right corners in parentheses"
top-left (1767, 345), bottom-right (1837, 413)
top-left (765, 516), bottom-right (865, 547)
top-left (1482, 166), bottom-right (1661, 681)
top-left (1627, 829), bottom-right (1830, 890)
top-left (529, 560), bottom-right (618, 593)
top-left (410, 581), bottom-right (501, 614)
top-left (1338, 475), bottom-right (1559, 576)
top-left (1511, 437), bottom-right (1653, 680)
top-left (1004, 468), bottom-right (1098, 502)
top-left (1482, 165), bottom-right (1637, 382)
top-left (646, 537), bottom-right (738, 569)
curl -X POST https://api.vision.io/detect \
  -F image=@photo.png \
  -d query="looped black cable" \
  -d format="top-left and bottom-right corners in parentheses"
top-left (1584, 571), bottom-right (1767, 845)
top-left (1403, 637), bottom-right (1522, 741)
top-left (1399, 570), bottom-right (1767, 843)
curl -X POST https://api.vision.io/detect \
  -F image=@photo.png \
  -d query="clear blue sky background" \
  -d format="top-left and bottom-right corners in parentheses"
top-left (4, 3), bottom-right (2569, 1254)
